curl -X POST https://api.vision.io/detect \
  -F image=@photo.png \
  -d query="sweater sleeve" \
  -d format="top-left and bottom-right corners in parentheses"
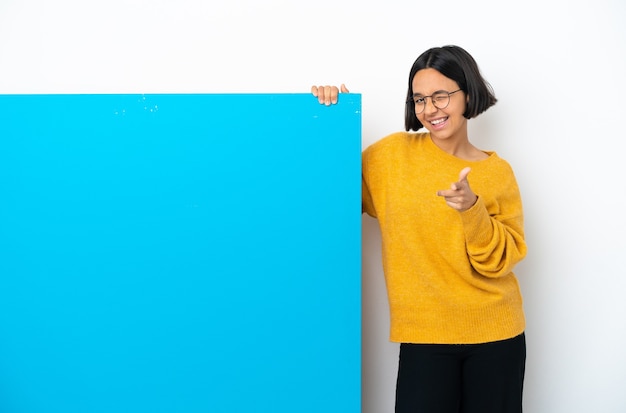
top-left (458, 174), bottom-right (527, 279)
top-left (361, 149), bottom-right (376, 217)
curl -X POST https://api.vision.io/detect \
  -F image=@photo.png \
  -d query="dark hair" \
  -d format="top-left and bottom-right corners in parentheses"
top-left (404, 45), bottom-right (497, 131)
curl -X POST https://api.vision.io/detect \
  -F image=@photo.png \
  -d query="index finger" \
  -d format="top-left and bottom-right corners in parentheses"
top-left (458, 167), bottom-right (471, 183)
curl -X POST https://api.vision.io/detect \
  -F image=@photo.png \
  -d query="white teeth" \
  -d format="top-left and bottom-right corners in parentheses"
top-left (431, 118), bottom-right (446, 125)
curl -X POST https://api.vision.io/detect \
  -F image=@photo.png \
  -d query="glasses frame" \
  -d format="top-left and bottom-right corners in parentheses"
top-left (409, 89), bottom-right (462, 114)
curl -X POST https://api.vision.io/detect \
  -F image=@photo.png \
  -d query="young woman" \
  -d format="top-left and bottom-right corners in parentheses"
top-left (313, 45), bottom-right (527, 413)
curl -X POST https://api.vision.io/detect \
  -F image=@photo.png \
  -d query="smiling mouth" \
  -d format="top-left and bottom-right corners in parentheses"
top-left (430, 117), bottom-right (448, 126)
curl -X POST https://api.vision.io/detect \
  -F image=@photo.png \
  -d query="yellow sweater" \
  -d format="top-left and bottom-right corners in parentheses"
top-left (362, 132), bottom-right (527, 344)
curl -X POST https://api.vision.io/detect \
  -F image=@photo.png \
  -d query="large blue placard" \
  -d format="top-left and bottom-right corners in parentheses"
top-left (0, 94), bottom-right (361, 413)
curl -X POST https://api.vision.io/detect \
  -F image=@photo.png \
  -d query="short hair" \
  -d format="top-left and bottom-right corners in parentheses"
top-left (404, 45), bottom-right (497, 132)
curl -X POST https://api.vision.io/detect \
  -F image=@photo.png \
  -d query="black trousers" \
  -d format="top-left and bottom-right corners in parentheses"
top-left (395, 333), bottom-right (526, 413)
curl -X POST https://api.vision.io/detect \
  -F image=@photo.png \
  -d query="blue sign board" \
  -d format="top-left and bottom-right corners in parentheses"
top-left (0, 94), bottom-right (361, 413)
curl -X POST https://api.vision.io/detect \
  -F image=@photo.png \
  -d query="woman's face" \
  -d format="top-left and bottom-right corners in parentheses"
top-left (411, 68), bottom-right (468, 142)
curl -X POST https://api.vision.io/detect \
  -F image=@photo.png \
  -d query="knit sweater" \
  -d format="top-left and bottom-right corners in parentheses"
top-left (362, 132), bottom-right (527, 344)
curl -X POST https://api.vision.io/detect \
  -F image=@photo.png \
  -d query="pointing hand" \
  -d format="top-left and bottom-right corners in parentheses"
top-left (436, 167), bottom-right (478, 212)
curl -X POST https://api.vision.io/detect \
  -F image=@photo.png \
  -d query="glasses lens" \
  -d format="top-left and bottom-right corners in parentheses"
top-left (432, 93), bottom-right (450, 109)
top-left (414, 98), bottom-right (426, 114)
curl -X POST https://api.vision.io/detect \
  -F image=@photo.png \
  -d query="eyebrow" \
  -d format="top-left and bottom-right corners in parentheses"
top-left (412, 89), bottom-right (450, 98)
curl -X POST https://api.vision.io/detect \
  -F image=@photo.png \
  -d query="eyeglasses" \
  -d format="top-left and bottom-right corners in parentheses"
top-left (409, 89), bottom-right (462, 114)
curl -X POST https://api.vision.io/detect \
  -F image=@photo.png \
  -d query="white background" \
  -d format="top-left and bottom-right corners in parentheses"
top-left (1, 1), bottom-right (625, 412)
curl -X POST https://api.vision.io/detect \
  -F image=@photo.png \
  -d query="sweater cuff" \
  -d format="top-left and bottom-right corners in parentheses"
top-left (459, 196), bottom-right (493, 247)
